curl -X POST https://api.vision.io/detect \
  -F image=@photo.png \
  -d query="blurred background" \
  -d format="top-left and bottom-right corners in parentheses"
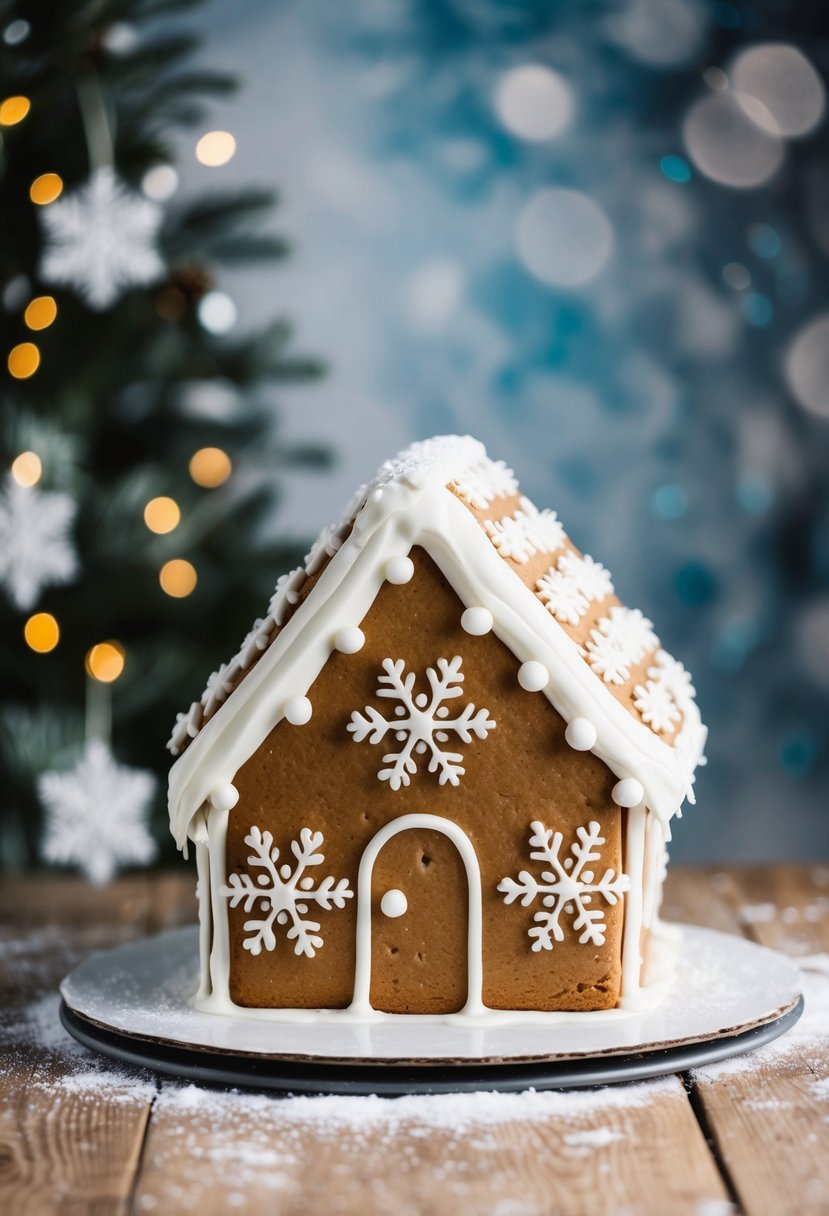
top-left (1, 0), bottom-right (828, 878)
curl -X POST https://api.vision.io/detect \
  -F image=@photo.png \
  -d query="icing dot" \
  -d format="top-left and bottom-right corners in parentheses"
top-left (565, 717), bottom-right (597, 752)
top-left (380, 888), bottom-right (408, 918)
top-left (612, 777), bottom-right (645, 808)
top-left (284, 695), bottom-right (312, 725)
top-left (518, 660), bottom-right (549, 692)
top-left (334, 626), bottom-right (365, 654)
top-left (385, 555), bottom-right (414, 585)
top-left (461, 607), bottom-right (493, 636)
top-left (209, 783), bottom-right (239, 812)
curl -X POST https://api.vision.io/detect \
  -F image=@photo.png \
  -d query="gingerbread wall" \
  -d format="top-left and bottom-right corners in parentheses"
top-left (226, 547), bottom-right (626, 1014)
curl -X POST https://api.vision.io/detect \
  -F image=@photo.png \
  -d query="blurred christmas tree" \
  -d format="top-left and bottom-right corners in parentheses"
top-left (0, 0), bottom-right (327, 874)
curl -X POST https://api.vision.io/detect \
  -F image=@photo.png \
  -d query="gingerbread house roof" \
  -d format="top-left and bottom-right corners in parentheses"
top-left (168, 435), bottom-right (706, 850)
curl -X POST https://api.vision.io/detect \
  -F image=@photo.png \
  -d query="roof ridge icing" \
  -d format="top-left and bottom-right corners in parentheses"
top-left (168, 436), bottom-right (706, 850)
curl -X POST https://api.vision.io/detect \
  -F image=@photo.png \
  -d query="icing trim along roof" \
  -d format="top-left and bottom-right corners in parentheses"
top-left (168, 436), bottom-right (706, 849)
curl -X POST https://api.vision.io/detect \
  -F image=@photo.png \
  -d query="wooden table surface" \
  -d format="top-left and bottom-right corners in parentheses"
top-left (1, 863), bottom-right (828, 1215)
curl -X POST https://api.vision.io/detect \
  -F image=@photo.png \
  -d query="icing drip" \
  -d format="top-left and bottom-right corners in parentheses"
top-left (348, 656), bottom-right (496, 789)
top-left (498, 820), bottom-right (630, 951)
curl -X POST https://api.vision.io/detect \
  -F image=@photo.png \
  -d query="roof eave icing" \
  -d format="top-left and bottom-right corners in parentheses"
top-left (168, 465), bottom-right (705, 850)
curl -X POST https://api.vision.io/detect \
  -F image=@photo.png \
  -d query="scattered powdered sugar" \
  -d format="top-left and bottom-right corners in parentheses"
top-left (563, 1127), bottom-right (625, 1150)
top-left (691, 953), bottom-right (829, 1082)
top-left (156, 1073), bottom-right (676, 1131)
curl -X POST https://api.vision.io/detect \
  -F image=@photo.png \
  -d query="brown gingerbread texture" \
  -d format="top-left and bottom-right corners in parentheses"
top-left (167, 435), bottom-right (705, 1020)
top-left (227, 548), bottom-right (624, 1014)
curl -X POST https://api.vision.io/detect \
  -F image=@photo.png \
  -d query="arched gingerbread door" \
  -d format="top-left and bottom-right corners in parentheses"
top-left (349, 814), bottom-right (484, 1016)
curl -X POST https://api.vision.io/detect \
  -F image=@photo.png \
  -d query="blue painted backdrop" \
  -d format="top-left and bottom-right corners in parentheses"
top-left (181, 0), bottom-right (829, 862)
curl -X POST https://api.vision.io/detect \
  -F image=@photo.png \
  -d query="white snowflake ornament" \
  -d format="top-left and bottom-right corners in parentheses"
top-left (39, 168), bottom-right (165, 310)
top-left (221, 826), bottom-right (353, 957)
top-left (0, 477), bottom-right (78, 610)
top-left (348, 655), bottom-right (496, 789)
top-left (39, 740), bottom-right (157, 885)
top-left (585, 607), bottom-right (658, 685)
top-left (499, 820), bottom-right (630, 951)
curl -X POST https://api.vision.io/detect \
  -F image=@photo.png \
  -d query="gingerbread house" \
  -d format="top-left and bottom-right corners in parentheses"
top-left (167, 436), bottom-right (705, 1020)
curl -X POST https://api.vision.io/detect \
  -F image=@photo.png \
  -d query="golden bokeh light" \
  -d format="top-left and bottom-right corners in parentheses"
top-left (189, 446), bottom-right (232, 488)
top-left (24, 295), bottom-right (57, 330)
top-left (0, 95), bottom-right (31, 125)
top-left (11, 450), bottom-right (42, 487)
top-left (195, 130), bottom-right (236, 167)
top-left (143, 495), bottom-right (181, 534)
top-left (8, 342), bottom-right (40, 379)
top-left (160, 558), bottom-right (197, 598)
top-left (24, 612), bottom-right (60, 653)
top-left (85, 641), bottom-right (126, 683)
top-left (29, 172), bottom-right (63, 205)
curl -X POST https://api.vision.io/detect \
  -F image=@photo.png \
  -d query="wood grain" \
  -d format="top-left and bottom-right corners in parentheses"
top-left (688, 865), bottom-right (829, 1216)
top-left (2, 867), bottom-right (828, 1216)
top-left (133, 1075), bottom-right (729, 1216)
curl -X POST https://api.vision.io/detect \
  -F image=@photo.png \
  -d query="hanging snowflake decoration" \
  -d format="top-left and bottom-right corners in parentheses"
top-left (0, 477), bottom-right (78, 610)
top-left (498, 820), bottom-right (630, 951)
top-left (39, 740), bottom-right (157, 885)
top-left (348, 655), bottom-right (496, 789)
top-left (39, 168), bottom-right (165, 310)
top-left (221, 826), bottom-right (353, 957)
top-left (585, 607), bottom-right (658, 685)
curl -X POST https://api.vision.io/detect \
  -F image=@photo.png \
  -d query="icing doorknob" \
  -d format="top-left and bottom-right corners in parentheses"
top-left (380, 888), bottom-right (407, 918)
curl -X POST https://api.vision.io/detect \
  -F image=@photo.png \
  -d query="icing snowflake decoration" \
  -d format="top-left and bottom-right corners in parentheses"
top-left (39, 740), bottom-right (157, 886)
top-left (221, 826), bottom-right (352, 958)
top-left (304, 526), bottom-right (345, 575)
top-left (536, 552), bottom-right (614, 626)
top-left (585, 607), bottom-right (658, 686)
top-left (498, 820), bottom-right (630, 951)
top-left (632, 650), bottom-right (692, 734)
top-left (39, 168), bottom-right (165, 310)
top-left (348, 656), bottom-right (496, 789)
top-left (0, 477), bottom-right (78, 610)
top-left (483, 498), bottom-right (564, 565)
top-left (449, 457), bottom-right (519, 509)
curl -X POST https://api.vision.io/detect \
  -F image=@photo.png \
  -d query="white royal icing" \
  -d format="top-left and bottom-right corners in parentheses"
top-left (168, 435), bottom-right (706, 1022)
top-left (221, 826), bottom-right (353, 958)
top-left (460, 606), bottom-right (493, 636)
top-left (498, 819), bottom-right (630, 951)
top-left (347, 656), bottom-right (496, 790)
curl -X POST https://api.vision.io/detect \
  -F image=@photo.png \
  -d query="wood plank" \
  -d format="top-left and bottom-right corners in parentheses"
top-left (690, 866), bottom-right (829, 1216)
top-left (0, 1048), bottom-right (155, 1216)
top-left (0, 876), bottom-right (160, 1216)
top-left (134, 1075), bottom-right (730, 1216)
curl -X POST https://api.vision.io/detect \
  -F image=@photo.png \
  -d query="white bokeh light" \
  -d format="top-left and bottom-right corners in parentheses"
top-left (732, 43), bottom-right (825, 138)
top-left (408, 259), bottom-right (464, 329)
top-left (197, 291), bottom-right (238, 334)
top-left (606, 0), bottom-right (704, 68)
top-left (682, 91), bottom-right (784, 188)
top-left (516, 188), bottom-right (613, 288)
top-left (785, 313), bottom-right (829, 418)
top-left (495, 65), bottom-right (574, 142)
top-left (142, 164), bottom-right (179, 201)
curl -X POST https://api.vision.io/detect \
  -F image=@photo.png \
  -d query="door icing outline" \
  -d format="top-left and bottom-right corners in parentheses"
top-left (348, 813), bottom-right (485, 1015)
